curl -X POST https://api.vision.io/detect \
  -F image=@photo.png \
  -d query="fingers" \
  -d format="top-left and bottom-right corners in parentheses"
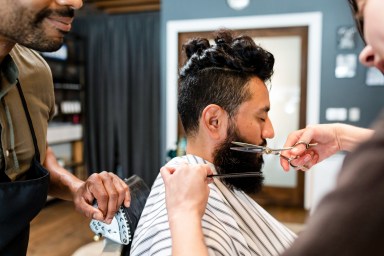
top-left (113, 176), bottom-right (131, 208)
top-left (284, 128), bottom-right (315, 154)
top-left (281, 150), bottom-right (317, 172)
top-left (83, 199), bottom-right (104, 220)
top-left (281, 126), bottom-right (318, 172)
top-left (161, 163), bottom-right (212, 219)
top-left (280, 158), bottom-right (290, 172)
top-left (160, 166), bottom-right (176, 184)
top-left (283, 128), bottom-right (305, 148)
top-left (161, 164), bottom-right (213, 182)
top-left (205, 167), bottom-right (214, 184)
top-left (287, 150), bottom-right (319, 171)
top-left (291, 129), bottom-right (315, 155)
top-left (123, 183), bottom-right (131, 208)
top-left (78, 172), bottom-right (129, 224)
top-left (99, 172), bottom-right (129, 222)
top-left (281, 129), bottom-right (305, 171)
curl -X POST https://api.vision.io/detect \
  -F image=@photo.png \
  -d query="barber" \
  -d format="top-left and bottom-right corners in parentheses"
top-left (0, 1), bottom-right (130, 255)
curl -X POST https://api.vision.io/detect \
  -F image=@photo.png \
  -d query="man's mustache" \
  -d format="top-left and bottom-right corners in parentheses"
top-left (35, 8), bottom-right (75, 24)
top-left (259, 139), bottom-right (267, 148)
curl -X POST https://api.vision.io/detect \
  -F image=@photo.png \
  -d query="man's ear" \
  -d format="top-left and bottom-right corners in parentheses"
top-left (201, 104), bottom-right (228, 140)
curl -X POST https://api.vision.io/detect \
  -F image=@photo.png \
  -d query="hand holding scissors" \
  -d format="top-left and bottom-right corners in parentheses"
top-left (278, 124), bottom-right (373, 171)
top-left (230, 141), bottom-right (318, 171)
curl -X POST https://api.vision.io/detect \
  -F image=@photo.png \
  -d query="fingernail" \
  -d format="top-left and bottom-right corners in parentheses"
top-left (292, 148), bottom-right (300, 154)
top-left (92, 212), bottom-right (103, 220)
top-left (303, 155), bottom-right (312, 162)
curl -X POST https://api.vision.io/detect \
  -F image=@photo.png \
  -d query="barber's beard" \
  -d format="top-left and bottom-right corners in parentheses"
top-left (2, 7), bottom-right (74, 52)
top-left (213, 123), bottom-right (265, 194)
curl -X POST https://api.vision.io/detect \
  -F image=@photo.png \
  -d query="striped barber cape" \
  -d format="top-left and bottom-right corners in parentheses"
top-left (130, 154), bottom-right (297, 256)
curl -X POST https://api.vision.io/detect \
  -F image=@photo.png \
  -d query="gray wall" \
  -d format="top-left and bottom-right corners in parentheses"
top-left (160, 0), bottom-right (384, 141)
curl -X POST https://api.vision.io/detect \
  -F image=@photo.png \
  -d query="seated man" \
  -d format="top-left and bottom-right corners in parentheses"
top-left (130, 29), bottom-right (296, 256)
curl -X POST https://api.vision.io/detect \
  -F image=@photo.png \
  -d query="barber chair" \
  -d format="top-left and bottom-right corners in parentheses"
top-left (89, 175), bottom-right (150, 256)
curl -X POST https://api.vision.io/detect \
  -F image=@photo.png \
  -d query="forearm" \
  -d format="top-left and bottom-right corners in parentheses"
top-left (43, 147), bottom-right (130, 221)
top-left (47, 164), bottom-right (83, 201)
top-left (336, 123), bottom-right (374, 152)
top-left (169, 212), bottom-right (208, 256)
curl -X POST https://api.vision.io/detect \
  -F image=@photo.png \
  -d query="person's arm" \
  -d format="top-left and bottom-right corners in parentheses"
top-left (160, 164), bottom-right (213, 256)
top-left (44, 146), bottom-right (131, 223)
top-left (280, 123), bottom-right (374, 171)
top-left (282, 119), bottom-right (384, 256)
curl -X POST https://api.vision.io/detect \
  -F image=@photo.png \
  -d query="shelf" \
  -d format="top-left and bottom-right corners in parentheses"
top-left (54, 83), bottom-right (82, 90)
top-left (47, 124), bottom-right (83, 144)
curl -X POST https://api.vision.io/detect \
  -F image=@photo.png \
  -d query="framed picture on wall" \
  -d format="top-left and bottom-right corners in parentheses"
top-left (337, 26), bottom-right (357, 50)
top-left (335, 53), bottom-right (357, 78)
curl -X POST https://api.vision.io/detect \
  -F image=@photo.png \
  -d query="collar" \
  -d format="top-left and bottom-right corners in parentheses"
top-left (1, 54), bottom-right (19, 84)
top-left (0, 54), bottom-right (19, 99)
top-left (184, 154), bottom-right (218, 174)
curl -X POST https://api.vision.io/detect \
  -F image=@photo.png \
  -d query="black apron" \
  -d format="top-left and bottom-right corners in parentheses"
top-left (0, 81), bottom-right (50, 255)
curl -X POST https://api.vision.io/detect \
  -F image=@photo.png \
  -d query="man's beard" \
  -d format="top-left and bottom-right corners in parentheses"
top-left (1, 6), bottom-right (74, 52)
top-left (213, 123), bottom-right (265, 194)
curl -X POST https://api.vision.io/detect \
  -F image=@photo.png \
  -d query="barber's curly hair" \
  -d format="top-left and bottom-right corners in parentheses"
top-left (178, 29), bottom-right (275, 136)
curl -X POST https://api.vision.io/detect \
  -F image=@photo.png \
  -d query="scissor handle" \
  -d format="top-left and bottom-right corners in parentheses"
top-left (279, 154), bottom-right (309, 170)
top-left (293, 141), bottom-right (318, 149)
top-left (279, 154), bottom-right (297, 166)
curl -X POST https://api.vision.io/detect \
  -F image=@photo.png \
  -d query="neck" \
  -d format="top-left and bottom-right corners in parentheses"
top-left (0, 37), bottom-right (16, 63)
top-left (185, 136), bottom-right (216, 163)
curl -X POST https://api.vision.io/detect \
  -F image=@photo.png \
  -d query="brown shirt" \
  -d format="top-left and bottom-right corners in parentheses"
top-left (0, 44), bottom-right (55, 181)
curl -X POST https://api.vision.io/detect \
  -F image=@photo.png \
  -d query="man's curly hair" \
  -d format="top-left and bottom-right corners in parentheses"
top-left (178, 29), bottom-right (275, 136)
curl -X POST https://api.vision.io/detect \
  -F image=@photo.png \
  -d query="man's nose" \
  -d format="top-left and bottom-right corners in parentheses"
top-left (360, 45), bottom-right (384, 73)
top-left (359, 45), bottom-right (375, 67)
top-left (262, 118), bottom-right (275, 139)
top-left (56, 0), bottom-right (83, 10)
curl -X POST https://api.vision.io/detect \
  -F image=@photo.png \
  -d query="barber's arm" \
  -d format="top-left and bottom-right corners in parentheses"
top-left (280, 123), bottom-right (374, 171)
top-left (281, 121), bottom-right (384, 256)
top-left (43, 146), bottom-right (131, 224)
top-left (161, 164), bottom-right (213, 256)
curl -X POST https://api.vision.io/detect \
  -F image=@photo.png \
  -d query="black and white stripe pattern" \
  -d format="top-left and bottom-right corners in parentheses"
top-left (130, 155), bottom-right (297, 256)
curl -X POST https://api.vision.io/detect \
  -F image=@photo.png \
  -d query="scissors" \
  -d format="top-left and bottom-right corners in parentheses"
top-left (207, 140), bottom-right (317, 179)
top-left (230, 141), bottom-right (318, 169)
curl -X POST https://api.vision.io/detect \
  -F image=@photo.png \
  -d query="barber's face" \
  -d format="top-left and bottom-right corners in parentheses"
top-left (213, 77), bottom-right (274, 194)
top-left (357, 0), bottom-right (384, 72)
top-left (0, 0), bottom-right (83, 52)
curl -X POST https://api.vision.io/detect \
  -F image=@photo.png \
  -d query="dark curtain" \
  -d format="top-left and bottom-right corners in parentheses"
top-left (73, 12), bottom-right (161, 186)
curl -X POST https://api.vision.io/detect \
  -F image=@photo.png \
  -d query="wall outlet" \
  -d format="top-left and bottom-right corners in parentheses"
top-left (349, 107), bottom-right (360, 122)
top-left (325, 108), bottom-right (347, 121)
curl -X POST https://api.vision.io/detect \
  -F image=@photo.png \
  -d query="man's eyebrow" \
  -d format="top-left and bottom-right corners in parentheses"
top-left (258, 106), bottom-right (270, 113)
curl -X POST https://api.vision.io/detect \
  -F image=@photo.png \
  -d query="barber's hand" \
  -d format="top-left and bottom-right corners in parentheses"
top-left (161, 164), bottom-right (213, 220)
top-left (74, 172), bottom-right (131, 224)
top-left (280, 124), bottom-right (341, 171)
top-left (44, 147), bottom-right (130, 224)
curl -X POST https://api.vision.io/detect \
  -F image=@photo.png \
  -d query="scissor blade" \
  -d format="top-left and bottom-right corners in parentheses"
top-left (231, 141), bottom-right (262, 148)
top-left (230, 147), bottom-right (264, 153)
top-left (208, 172), bottom-right (263, 178)
top-left (232, 141), bottom-right (295, 154)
